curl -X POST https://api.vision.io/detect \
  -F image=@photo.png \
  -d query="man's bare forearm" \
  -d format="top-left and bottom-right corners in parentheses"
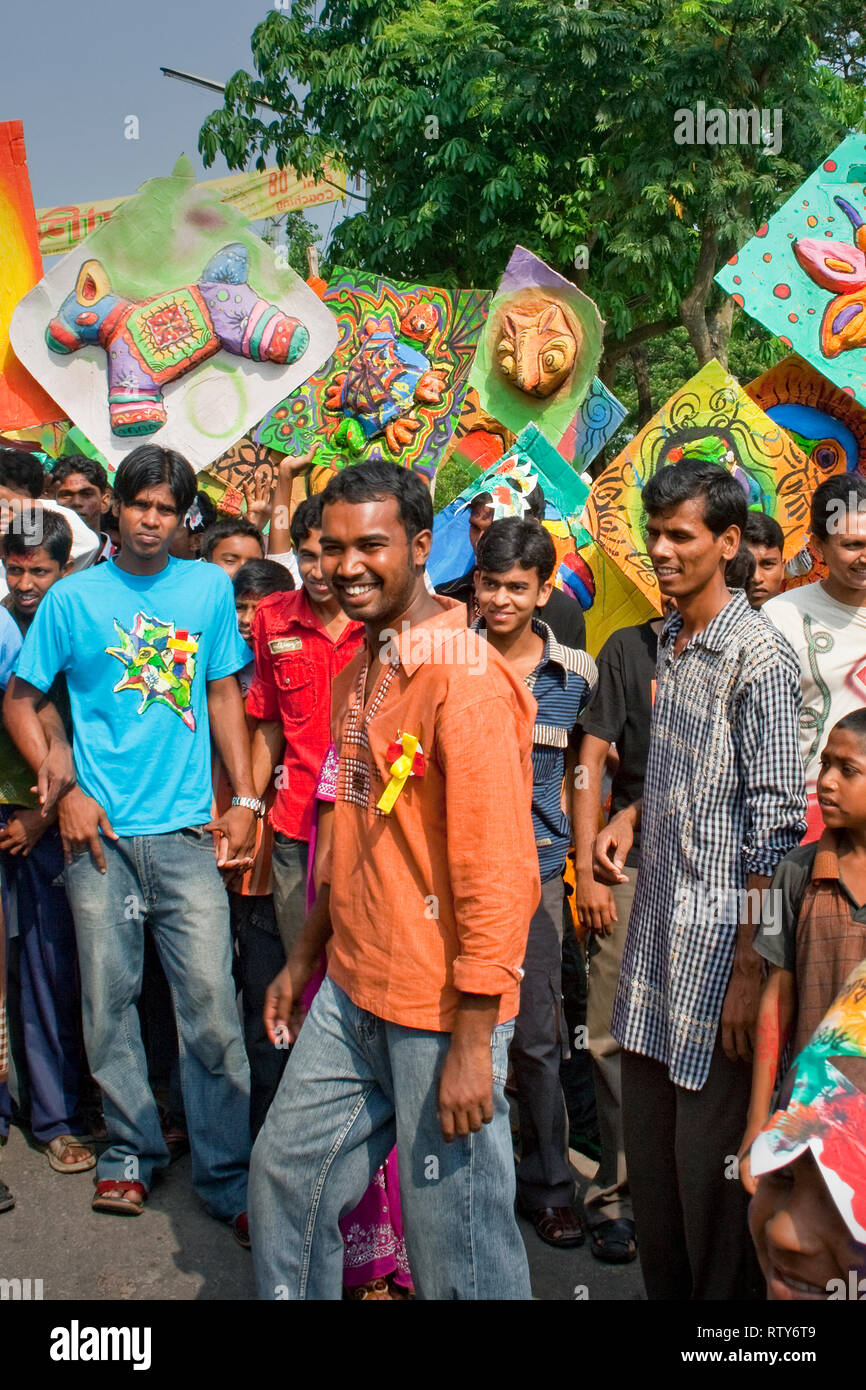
top-left (288, 883), bottom-right (332, 971)
top-left (4, 677), bottom-right (52, 771)
top-left (207, 677), bottom-right (256, 799)
top-left (250, 719), bottom-right (284, 800)
top-left (574, 733), bottom-right (608, 871)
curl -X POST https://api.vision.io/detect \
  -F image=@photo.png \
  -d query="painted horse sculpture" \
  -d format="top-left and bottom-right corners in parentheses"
top-left (46, 243), bottom-right (310, 437)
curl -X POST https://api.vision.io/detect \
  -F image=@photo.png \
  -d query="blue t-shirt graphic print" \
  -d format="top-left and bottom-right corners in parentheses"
top-left (16, 556), bottom-right (249, 836)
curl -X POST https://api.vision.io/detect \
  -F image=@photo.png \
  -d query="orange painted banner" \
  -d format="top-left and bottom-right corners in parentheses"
top-left (0, 121), bottom-right (62, 428)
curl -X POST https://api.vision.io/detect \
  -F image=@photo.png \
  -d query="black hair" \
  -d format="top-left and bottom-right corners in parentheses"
top-left (51, 454), bottom-right (109, 493)
top-left (290, 495), bottom-right (325, 549)
top-left (469, 479), bottom-right (546, 523)
top-left (233, 558), bottom-right (295, 599)
top-left (0, 449), bottom-right (45, 500)
top-left (830, 708), bottom-right (866, 751)
top-left (725, 544), bottom-right (756, 590)
top-left (200, 516), bottom-right (265, 562)
top-left (2, 505), bottom-right (73, 567)
top-left (475, 516), bottom-right (556, 585)
top-left (184, 490), bottom-right (218, 535)
top-left (321, 460), bottom-right (433, 542)
top-left (641, 461), bottom-right (747, 537)
top-left (810, 473), bottom-right (866, 541)
top-left (743, 511), bottom-right (784, 552)
top-left (112, 443), bottom-right (196, 517)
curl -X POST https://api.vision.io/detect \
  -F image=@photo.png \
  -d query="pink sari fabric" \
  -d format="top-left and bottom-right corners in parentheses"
top-left (304, 745), bottom-right (412, 1291)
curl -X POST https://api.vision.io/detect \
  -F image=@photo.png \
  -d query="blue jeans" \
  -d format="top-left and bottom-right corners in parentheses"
top-left (64, 829), bottom-right (250, 1219)
top-left (250, 975), bottom-right (531, 1300)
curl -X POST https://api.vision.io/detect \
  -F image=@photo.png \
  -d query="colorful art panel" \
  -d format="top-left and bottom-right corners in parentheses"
top-left (746, 353), bottom-right (866, 476)
top-left (9, 155), bottom-right (338, 475)
top-left (0, 121), bottom-right (62, 429)
top-left (558, 375), bottom-right (627, 471)
top-left (256, 270), bottom-right (489, 484)
top-left (467, 246), bottom-right (604, 448)
top-left (584, 360), bottom-right (820, 605)
top-left (716, 132), bottom-right (866, 407)
top-left (580, 539), bottom-right (659, 659)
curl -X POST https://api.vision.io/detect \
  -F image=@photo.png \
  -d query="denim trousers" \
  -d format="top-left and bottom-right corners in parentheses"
top-left (250, 975), bottom-right (531, 1300)
top-left (64, 829), bottom-right (251, 1220)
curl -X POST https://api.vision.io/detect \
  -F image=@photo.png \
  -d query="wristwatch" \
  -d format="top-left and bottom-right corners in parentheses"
top-left (231, 795), bottom-right (266, 818)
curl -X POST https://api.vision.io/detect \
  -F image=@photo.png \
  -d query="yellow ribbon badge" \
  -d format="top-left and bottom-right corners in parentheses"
top-left (376, 733), bottom-right (421, 815)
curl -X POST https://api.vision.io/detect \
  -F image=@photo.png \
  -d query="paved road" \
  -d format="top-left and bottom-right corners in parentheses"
top-left (0, 1124), bottom-right (645, 1302)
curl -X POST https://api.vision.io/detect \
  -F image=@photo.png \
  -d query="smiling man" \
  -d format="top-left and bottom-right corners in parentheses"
top-left (249, 461), bottom-right (540, 1300)
top-left (3, 443), bottom-right (257, 1232)
top-left (593, 461), bottom-right (806, 1301)
top-left (763, 475), bottom-right (866, 842)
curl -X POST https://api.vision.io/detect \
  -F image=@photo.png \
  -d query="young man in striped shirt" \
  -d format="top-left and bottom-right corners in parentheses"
top-left (474, 516), bottom-right (597, 1248)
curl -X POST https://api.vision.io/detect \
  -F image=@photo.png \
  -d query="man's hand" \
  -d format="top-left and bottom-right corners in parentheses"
top-left (263, 958), bottom-right (317, 1047)
top-left (437, 1035), bottom-right (495, 1142)
top-left (206, 806), bottom-right (256, 868)
top-left (57, 786), bottom-right (118, 872)
top-left (593, 811), bottom-right (634, 885)
top-left (241, 472), bottom-right (275, 532)
top-left (574, 867), bottom-right (618, 935)
top-left (0, 807), bottom-right (53, 857)
top-left (721, 950), bottom-right (764, 1064)
top-left (736, 1127), bottom-right (762, 1196)
top-left (33, 737), bottom-right (76, 817)
top-left (277, 440), bottom-right (321, 484)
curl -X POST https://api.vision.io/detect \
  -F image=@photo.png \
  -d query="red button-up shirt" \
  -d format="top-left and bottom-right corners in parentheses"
top-left (247, 590), bottom-right (364, 841)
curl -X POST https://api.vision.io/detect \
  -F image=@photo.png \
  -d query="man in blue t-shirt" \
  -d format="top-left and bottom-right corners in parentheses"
top-left (4, 444), bottom-right (261, 1236)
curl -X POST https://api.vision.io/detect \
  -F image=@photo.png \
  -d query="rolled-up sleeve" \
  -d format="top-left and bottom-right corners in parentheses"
top-left (437, 691), bottom-right (540, 997)
top-left (737, 656), bottom-right (807, 879)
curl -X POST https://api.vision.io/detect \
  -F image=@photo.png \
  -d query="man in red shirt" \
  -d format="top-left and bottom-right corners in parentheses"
top-left (247, 496), bottom-right (364, 958)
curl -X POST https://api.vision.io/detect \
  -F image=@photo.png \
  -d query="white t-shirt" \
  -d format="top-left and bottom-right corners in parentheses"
top-left (764, 581), bottom-right (866, 798)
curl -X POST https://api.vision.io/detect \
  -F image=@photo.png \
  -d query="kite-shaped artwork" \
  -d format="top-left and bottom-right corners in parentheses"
top-left (9, 155), bottom-right (338, 474)
top-left (715, 132), bottom-right (866, 406)
top-left (746, 353), bottom-right (866, 476)
top-left (256, 270), bottom-right (489, 484)
top-left (467, 246), bottom-right (604, 447)
top-left (558, 375), bottom-right (627, 471)
top-left (0, 120), bottom-right (62, 428)
top-left (583, 360), bottom-right (821, 606)
top-left (107, 611), bottom-right (199, 731)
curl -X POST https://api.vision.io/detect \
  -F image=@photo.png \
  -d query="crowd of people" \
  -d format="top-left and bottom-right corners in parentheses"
top-left (0, 437), bottom-right (865, 1303)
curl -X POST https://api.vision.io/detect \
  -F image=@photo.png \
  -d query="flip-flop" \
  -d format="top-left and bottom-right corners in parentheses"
top-left (44, 1134), bottom-right (97, 1174)
top-left (91, 1179), bottom-right (147, 1216)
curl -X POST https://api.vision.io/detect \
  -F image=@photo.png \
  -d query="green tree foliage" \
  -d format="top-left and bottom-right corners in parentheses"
top-left (199, 0), bottom-right (864, 391)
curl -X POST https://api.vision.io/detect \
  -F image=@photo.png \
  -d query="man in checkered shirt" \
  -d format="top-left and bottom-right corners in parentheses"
top-left (594, 461), bottom-right (806, 1301)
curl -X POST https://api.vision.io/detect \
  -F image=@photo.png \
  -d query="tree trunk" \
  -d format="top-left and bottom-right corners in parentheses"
top-left (680, 220), bottom-right (722, 367)
top-left (630, 345), bottom-right (653, 427)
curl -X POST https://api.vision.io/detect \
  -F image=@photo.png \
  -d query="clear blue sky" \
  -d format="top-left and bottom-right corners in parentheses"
top-left (6, 0), bottom-right (346, 243)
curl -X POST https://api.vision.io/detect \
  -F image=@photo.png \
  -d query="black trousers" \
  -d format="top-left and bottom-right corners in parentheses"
top-left (511, 874), bottom-right (574, 1210)
top-left (230, 892), bottom-right (289, 1140)
top-left (621, 1042), bottom-right (763, 1300)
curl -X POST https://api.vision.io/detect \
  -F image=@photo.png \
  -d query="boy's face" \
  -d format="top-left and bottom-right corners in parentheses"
top-left (469, 501), bottom-right (495, 554)
top-left (645, 497), bottom-right (739, 601)
top-left (746, 542), bottom-right (784, 607)
top-left (816, 727), bottom-right (866, 828)
top-left (296, 527), bottom-right (332, 606)
top-left (812, 510), bottom-right (866, 595)
top-left (749, 1151), bottom-right (866, 1299)
top-left (209, 534), bottom-right (263, 578)
top-left (474, 562), bottom-right (550, 636)
top-left (115, 484), bottom-right (180, 561)
top-left (3, 546), bottom-right (67, 618)
top-left (319, 496), bottom-right (430, 626)
top-left (234, 591), bottom-right (261, 644)
top-left (54, 471), bottom-right (110, 534)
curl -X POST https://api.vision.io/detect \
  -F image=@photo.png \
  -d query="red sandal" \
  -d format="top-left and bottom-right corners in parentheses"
top-left (91, 1179), bottom-right (147, 1216)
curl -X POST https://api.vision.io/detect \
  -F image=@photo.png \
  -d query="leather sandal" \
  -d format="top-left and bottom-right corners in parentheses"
top-left (589, 1217), bottom-right (637, 1264)
top-left (44, 1134), bottom-right (97, 1174)
top-left (522, 1203), bottom-right (585, 1248)
top-left (91, 1179), bottom-right (147, 1216)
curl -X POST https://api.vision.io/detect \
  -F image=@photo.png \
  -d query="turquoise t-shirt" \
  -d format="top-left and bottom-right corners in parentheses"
top-left (15, 556), bottom-right (249, 836)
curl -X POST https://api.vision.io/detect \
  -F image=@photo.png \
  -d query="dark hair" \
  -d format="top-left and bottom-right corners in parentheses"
top-left (641, 461), bottom-right (747, 537)
top-left (0, 449), bottom-right (45, 500)
top-left (744, 511), bottom-right (784, 552)
top-left (470, 479), bottom-right (546, 523)
top-left (810, 473), bottom-right (866, 541)
top-left (51, 454), bottom-right (108, 493)
top-left (200, 517), bottom-right (265, 562)
top-left (724, 544), bottom-right (756, 590)
top-left (112, 444), bottom-right (196, 517)
top-left (184, 490), bottom-right (218, 535)
top-left (290, 495), bottom-right (325, 549)
top-left (321, 460), bottom-right (433, 542)
top-left (475, 516), bottom-right (556, 585)
top-left (830, 708), bottom-right (866, 750)
top-left (2, 505), bottom-right (73, 567)
top-left (233, 559), bottom-right (295, 599)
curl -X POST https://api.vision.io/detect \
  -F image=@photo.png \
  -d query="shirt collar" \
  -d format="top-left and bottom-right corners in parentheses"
top-left (812, 829), bottom-right (843, 884)
top-left (388, 595), bottom-right (471, 677)
top-left (659, 588), bottom-right (752, 654)
top-left (469, 615), bottom-right (571, 687)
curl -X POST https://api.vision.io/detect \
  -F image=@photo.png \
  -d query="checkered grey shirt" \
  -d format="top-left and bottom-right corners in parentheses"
top-left (611, 589), bottom-right (807, 1090)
